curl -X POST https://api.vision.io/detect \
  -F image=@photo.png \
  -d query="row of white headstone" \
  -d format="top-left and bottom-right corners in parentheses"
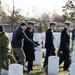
top-left (8, 48), bottom-right (59, 75)
top-left (34, 46), bottom-right (59, 75)
top-left (2, 49), bottom-right (59, 75)
top-left (5, 46), bottom-right (58, 75)
top-left (4, 41), bottom-right (75, 75)
top-left (8, 45), bottom-right (59, 75)
top-left (7, 33), bottom-right (72, 75)
top-left (6, 32), bottom-right (60, 75)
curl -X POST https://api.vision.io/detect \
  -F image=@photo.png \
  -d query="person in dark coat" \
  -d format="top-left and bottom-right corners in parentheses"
top-left (11, 22), bottom-right (37, 73)
top-left (59, 22), bottom-right (70, 71)
top-left (23, 21), bottom-right (39, 72)
top-left (43, 22), bottom-right (56, 68)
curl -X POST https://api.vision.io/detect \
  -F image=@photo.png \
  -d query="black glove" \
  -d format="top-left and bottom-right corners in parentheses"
top-left (34, 41), bottom-right (40, 46)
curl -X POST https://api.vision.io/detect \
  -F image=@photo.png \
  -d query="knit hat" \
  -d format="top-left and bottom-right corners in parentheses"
top-left (0, 25), bottom-right (4, 32)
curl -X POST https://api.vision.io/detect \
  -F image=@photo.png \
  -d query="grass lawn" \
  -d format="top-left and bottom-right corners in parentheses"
top-left (24, 58), bottom-right (70, 75)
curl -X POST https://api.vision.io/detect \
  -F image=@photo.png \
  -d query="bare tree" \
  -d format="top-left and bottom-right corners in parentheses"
top-left (52, 13), bottom-right (63, 22)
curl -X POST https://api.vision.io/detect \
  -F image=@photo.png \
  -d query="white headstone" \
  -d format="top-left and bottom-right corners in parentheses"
top-left (7, 33), bottom-right (13, 42)
top-left (73, 45), bottom-right (75, 51)
top-left (33, 51), bottom-right (42, 66)
top-left (55, 47), bottom-right (58, 56)
top-left (44, 48), bottom-right (46, 57)
top-left (33, 33), bottom-right (42, 44)
top-left (48, 56), bottom-right (59, 75)
top-left (9, 64), bottom-right (23, 75)
top-left (36, 45), bottom-right (42, 51)
top-left (70, 63), bottom-right (75, 75)
top-left (71, 51), bottom-right (75, 63)
top-left (42, 40), bottom-right (45, 48)
top-left (73, 40), bottom-right (75, 51)
top-left (1, 69), bottom-right (8, 75)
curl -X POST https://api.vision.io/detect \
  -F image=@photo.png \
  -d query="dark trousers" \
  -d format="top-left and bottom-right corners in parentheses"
top-left (59, 47), bottom-right (70, 70)
top-left (43, 49), bottom-right (55, 67)
top-left (28, 61), bottom-right (33, 71)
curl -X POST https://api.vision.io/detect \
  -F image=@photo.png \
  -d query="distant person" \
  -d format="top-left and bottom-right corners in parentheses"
top-left (59, 22), bottom-right (70, 71)
top-left (72, 25), bottom-right (75, 44)
top-left (43, 22), bottom-right (56, 68)
top-left (0, 25), bottom-right (17, 74)
top-left (23, 21), bottom-right (40, 72)
top-left (11, 22), bottom-right (37, 73)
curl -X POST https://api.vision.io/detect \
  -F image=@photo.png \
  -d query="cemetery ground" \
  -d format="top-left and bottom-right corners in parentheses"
top-left (3, 46), bottom-right (72, 75)
top-left (1, 60), bottom-right (70, 75)
top-left (2, 50), bottom-right (71, 75)
top-left (24, 58), bottom-right (70, 75)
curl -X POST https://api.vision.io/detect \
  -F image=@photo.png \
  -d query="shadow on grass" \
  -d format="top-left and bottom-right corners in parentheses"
top-left (59, 66), bottom-right (63, 68)
top-left (24, 68), bottom-right (46, 75)
top-left (24, 71), bottom-right (46, 75)
top-left (59, 69), bottom-right (70, 75)
top-left (28, 71), bottom-right (45, 75)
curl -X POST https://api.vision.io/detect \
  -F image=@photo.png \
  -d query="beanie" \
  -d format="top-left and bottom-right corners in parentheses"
top-left (0, 25), bottom-right (4, 32)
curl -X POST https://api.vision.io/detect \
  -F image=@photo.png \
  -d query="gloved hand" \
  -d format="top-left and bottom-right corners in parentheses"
top-left (34, 41), bottom-right (40, 46)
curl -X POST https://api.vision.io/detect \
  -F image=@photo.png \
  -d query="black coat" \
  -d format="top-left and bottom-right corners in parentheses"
top-left (23, 27), bottom-right (35, 61)
top-left (43, 28), bottom-right (55, 67)
top-left (72, 29), bottom-right (75, 41)
top-left (45, 28), bottom-right (55, 53)
top-left (60, 28), bottom-right (70, 51)
top-left (59, 28), bottom-right (70, 70)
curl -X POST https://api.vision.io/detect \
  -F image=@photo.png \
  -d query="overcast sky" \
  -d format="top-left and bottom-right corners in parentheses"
top-left (2, 0), bottom-right (68, 17)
